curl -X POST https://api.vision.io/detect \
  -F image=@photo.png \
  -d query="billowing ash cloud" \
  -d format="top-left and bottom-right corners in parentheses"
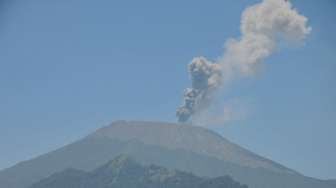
top-left (176, 57), bottom-right (222, 122)
top-left (177, 0), bottom-right (311, 123)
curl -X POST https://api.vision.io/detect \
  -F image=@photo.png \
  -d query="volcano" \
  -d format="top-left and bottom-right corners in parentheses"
top-left (0, 121), bottom-right (332, 188)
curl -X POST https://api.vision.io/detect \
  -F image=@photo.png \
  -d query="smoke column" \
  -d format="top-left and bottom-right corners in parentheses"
top-left (176, 0), bottom-right (311, 123)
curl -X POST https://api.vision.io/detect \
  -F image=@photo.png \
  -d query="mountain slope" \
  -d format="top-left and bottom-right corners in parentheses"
top-left (29, 155), bottom-right (248, 188)
top-left (91, 120), bottom-right (296, 174)
top-left (0, 120), bottom-right (333, 188)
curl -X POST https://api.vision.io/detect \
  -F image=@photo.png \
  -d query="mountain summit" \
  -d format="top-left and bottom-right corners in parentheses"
top-left (0, 121), bottom-right (333, 188)
top-left (91, 120), bottom-right (296, 174)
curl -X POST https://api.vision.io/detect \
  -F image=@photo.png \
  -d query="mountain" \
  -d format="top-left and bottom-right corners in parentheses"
top-left (0, 120), bottom-right (333, 188)
top-left (29, 155), bottom-right (248, 188)
top-left (92, 121), bottom-right (296, 174)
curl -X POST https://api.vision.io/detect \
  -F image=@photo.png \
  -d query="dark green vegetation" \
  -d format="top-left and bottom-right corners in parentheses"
top-left (0, 121), bottom-right (333, 188)
top-left (29, 155), bottom-right (247, 188)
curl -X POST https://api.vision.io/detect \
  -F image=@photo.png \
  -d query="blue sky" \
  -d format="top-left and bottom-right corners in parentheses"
top-left (0, 0), bottom-right (335, 179)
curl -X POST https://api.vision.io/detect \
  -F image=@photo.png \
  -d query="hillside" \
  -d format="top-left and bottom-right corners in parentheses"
top-left (91, 121), bottom-right (296, 174)
top-left (0, 121), bottom-right (333, 188)
top-left (29, 155), bottom-right (247, 188)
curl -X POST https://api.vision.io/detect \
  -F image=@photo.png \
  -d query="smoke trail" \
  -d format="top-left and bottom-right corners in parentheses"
top-left (176, 0), bottom-right (311, 123)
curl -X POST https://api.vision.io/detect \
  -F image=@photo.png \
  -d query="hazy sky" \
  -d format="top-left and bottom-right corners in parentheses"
top-left (0, 0), bottom-right (335, 179)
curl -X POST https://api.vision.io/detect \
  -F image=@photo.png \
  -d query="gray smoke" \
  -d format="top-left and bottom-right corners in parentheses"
top-left (177, 0), bottom-right (311, 123)
top-left (176, 57), bottom-right (222, 122)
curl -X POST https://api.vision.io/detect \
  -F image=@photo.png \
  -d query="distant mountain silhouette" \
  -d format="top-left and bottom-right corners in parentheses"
top-left (29, 155), bottom-right (248, 188)
top-left (0, 121), bottom-right (333, 188)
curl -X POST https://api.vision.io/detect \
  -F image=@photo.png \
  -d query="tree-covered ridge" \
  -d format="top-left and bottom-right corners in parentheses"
top-left (30, 155), bottom-right (248, 188)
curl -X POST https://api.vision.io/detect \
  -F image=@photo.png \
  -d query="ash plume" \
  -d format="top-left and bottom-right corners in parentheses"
top-left (176, 57), bottom-right (222, 122)
top-left (177, 0), bottom-right (311, 123)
